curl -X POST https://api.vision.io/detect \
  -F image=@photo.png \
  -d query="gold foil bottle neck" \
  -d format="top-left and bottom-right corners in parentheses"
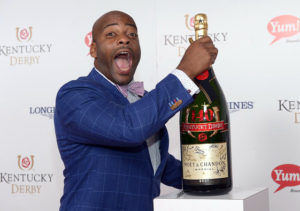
top-left (194, 13), bottom-right (208, 39)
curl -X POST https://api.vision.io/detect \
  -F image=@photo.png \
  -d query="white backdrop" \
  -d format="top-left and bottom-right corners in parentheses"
top-left (0, 0), bottom-right (299, 211)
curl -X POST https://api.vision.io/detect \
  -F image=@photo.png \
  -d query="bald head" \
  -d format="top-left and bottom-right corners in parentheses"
top-left (89, 11), bottom-right (141, 85)
top-left (92, 11), bottom-right (137, 42)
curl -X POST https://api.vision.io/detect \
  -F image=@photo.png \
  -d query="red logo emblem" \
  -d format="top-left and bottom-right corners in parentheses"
top-left (16, 27), bottom-right (32, 42)
top-left (18, 155), bottom-right (34, 170)
top-left (85, 32), bottom-right (92, 47)
top-left (22, 157), bottom-right (31, 168)
top-left (85, 32), bottom-right (92, 55)
top-left (267, 15), bottom-right (300, 45)
top-left (184, 14), bottom-right (195, 31)
top-left (198, 133), bottom-right (207, 142)
top-left (271, 164), bottom-right (300, 193)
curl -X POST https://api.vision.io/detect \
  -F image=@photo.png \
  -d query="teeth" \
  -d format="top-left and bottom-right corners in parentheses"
top-left (115, 51), bottom-right (130, 59)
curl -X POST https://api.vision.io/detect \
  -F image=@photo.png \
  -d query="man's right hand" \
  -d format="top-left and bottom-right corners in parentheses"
top-left (177, 36), bottom-right (218, 79)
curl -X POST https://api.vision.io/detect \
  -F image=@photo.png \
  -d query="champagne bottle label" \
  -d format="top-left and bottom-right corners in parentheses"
top-left (181, 121), bottom-right (225, 133)
top-left (182, 143), bottom-right (228, 180)
top-left (180, 71), bottom-right (230, 181)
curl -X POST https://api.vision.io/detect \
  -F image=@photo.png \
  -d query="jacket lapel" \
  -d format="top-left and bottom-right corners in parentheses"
top-left (87, 68), bottom-right (129, 104)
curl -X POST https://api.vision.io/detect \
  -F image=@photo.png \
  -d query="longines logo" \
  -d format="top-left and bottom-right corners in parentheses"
top-left (85, 32), bottom-right (92, 55)
top-left (163, 14), bottom-right (228, 57)
top-left (227, 101), bottom-right (254, 113)
top-left (29, 106), bottom-right (55, 119)
top-left (268, 15), bottom-right (300, 45)
top-left (0, 26), bottom-right (53, 66)
top-left (0, 155), bottom-right (54, 194)
top-left (278, 100), bottom-right (300, 123)
top-left (272, 164), bottom-right (300, 193)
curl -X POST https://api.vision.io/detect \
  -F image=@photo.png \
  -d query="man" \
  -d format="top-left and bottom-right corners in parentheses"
top-left (54, 10), bottom-right (217, 211)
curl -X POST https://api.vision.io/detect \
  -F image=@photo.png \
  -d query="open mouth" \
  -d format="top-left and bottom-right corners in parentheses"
top-left (114, 50), bottom-right (133, 74)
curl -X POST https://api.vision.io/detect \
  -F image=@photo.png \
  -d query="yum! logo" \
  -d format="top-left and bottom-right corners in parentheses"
top-left (85, 32), bottom-right (92, 55)
top-left (268, 15), bottom-right (300, 45)
top-left (271, 164), bottom-right (300, 193)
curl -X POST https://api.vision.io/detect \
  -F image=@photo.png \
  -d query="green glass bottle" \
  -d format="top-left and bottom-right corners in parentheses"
top-left (180, 13), bottom-right (232, 194)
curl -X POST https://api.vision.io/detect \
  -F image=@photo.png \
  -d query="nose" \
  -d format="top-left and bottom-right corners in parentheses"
top-left (118, 34), bottom-right (130, 45)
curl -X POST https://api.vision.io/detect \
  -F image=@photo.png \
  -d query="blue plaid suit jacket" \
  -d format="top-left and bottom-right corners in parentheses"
top-left (54, 68), bottom-right (193, 211)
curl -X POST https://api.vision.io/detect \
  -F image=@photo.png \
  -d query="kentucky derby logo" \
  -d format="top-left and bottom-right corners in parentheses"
top-left (278, 99), bottom-right (300, 123)
top-left (0, 26), bottom-right (53, 66)
top-left (17, 155), bottom-right (34, 170)
top-left (184, 14), bottom-right (195, 31)
top-left (163, 14), bottom-right (228, 57)
top-left (16, 27), bottom-right (32, 42)
top-left (0, 154), bottom-right (54, 194)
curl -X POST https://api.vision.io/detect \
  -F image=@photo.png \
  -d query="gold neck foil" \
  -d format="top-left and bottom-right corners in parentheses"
top-left (194, 13), bottom-right (208, 39)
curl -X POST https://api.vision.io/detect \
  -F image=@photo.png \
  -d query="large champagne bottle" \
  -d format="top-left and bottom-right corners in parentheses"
top-left (180, 13), bottom-right (232, 194)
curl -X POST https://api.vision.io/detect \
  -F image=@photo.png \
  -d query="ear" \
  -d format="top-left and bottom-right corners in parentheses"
top-left (90, 42), bottom-right (97, 58)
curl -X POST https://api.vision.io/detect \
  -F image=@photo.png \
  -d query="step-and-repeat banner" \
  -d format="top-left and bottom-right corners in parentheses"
top-left (0, 0), bottom-right (299, 210)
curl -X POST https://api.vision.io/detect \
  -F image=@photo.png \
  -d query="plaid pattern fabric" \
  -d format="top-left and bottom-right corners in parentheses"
top-left (54, 68), bottom-right (193, 211)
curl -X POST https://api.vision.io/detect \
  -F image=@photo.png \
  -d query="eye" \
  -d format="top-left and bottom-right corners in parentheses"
top-left (106, 32), bottom-right (115, 37)
top-left (129, 32), bottom-right (138, 38)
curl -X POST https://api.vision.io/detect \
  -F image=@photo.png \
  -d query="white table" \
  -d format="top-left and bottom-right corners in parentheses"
top-left (154, 187), bottom-right (269, 211)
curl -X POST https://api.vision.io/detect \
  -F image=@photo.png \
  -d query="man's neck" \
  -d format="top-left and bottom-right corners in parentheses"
top-left (94, 67), bottom-right (116, 86)
top-left (94, 67), bottom-right (134, 87)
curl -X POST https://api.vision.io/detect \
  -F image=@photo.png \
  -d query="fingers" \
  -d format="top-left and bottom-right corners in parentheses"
top-left (204, 38), bottom-right (218, 61)
top-left (211, 54), bottom-right (217, 64)
top-left (196, 37), bottom-right (218, 64)
top-left (197, 36), bottom-right (212, 43)
top-left (194, 37), bottom-right (215, 49)
top-left (210, 48), bottom-right (218, 59)
top-left (177, 35), bottom-right (218, 78)
top-left (210, 50), bottom-right (218, 64)
top-left (189, 36), bottom-right (217, 56)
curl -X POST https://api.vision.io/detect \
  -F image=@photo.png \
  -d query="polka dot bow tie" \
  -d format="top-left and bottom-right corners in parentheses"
top-left (116, 81), bottom-right (144, 97)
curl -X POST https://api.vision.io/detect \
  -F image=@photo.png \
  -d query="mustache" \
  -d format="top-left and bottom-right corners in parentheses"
top-left (114, 46), bottom-right (133, 52)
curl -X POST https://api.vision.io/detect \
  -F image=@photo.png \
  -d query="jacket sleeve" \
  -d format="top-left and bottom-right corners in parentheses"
top-left (161, 154), bottom-right (182, 189)
top-left (55, 74), bottom-right (193, 147)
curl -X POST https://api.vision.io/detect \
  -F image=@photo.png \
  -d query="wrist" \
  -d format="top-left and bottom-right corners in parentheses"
top-left (176, 66), bottom-right (195, 80)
